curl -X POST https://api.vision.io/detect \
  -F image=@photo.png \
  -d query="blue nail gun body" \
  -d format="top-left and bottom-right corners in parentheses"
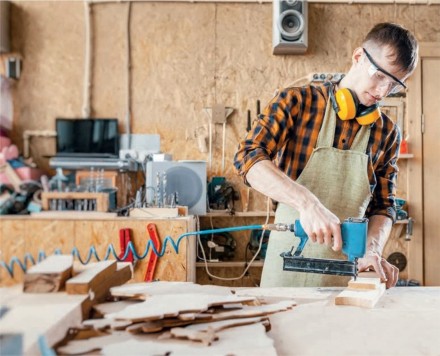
top-left (265, 218), bottom-right (368, 278)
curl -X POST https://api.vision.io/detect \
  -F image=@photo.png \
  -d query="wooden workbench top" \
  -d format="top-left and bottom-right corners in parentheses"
top-left (1, 285), bottom-right (439, 355)
top-left (235, 286), bottom-right (440, 355)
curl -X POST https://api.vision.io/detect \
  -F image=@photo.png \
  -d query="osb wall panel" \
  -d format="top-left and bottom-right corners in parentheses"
top-left (0, 217), bottom-right (195, 285)
top-left (9, 2), bottom-right (440, 187)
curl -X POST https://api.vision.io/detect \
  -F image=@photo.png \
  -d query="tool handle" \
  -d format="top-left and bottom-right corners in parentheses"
top-left (293, 220), bottom-right (308, 256)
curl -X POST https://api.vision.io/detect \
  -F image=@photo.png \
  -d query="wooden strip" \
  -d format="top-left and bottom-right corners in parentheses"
top-left (66, 260), bottom-right (116, 295)
top-left (348, 277), bottom-right (382, 290)
top-left (23, 255), bottom-right (73, 293)
top-left (335, 283), bottom-right (386, 308)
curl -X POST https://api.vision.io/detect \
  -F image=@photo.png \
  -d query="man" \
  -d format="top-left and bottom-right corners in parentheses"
top-left (233, 23), bottom-right (418, 289)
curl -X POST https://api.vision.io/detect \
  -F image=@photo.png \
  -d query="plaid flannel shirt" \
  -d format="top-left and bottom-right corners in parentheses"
top-left (233, 83), bottom-right (400, 222)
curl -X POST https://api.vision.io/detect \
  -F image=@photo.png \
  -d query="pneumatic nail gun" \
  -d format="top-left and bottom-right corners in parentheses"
top-left (263, 218), bottom-right (368, 279)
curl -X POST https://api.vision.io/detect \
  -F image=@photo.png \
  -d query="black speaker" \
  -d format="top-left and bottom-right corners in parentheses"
top-left (273, 0), bottom-right (308, 55)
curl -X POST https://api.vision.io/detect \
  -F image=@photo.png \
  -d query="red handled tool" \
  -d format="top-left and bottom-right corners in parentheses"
top-left (145, 223), bottom-right (161, 282)
top-left (118, 228), bottom-right (134, 263)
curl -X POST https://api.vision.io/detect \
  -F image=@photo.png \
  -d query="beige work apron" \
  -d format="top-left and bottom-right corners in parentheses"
top-left (260, 99), bottom-right (372, 287)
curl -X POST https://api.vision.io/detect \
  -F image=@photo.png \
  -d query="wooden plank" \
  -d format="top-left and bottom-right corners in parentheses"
top-left (92, 300), bottom-right (140, 318)
top-left (334, 283), bottom-right (386, 308)
top-left (348, 277), bottom-right (382, 290)
top-left (23, 255), bottom-right (73, 293)
top-left (30, 211), bottom-right (118, 219)
top-left (0, 286), bottom-right (87, 355)
top-left (66, 260), bottom-right (116, 295)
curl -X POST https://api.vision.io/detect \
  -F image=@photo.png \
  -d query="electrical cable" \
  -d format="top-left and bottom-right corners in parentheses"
top-left (196, 197), bottom-right (272, 282)
top-left (0, 224), bottom-right (265, 278)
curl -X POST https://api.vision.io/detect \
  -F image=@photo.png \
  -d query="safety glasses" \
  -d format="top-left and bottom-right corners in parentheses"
top-left (363, 48), bottom-right (407, 95)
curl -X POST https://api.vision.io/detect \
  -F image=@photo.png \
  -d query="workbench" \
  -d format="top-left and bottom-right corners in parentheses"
top-left (1, 285), bottom-right (439, 355)
top-left (241, 286), bottom-right (440, 355)
top-left (0, 214), bottom-right (197, 285)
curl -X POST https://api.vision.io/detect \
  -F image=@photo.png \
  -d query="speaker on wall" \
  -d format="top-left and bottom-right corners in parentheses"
top-left (146, 161), bottom-right (207, 216)
top-left (273, 0), bottom-right (308, 55)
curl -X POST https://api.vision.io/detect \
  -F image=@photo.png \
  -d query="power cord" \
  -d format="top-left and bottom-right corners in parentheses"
top-left (196, 197), bottom-right (271, 282)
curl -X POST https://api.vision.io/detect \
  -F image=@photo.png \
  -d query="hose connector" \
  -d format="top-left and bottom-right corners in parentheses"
top-left (262, 223), bottom-right (294, 232)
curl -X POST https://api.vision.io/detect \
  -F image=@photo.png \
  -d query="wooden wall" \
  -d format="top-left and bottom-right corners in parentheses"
top-left (3, 1), bottom-right (439, 185)
top-left (1, 1), bottom-right (439, 283)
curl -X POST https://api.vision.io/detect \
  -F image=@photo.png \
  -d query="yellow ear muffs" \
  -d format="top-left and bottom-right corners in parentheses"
top-left (334, 88), bottom-right (357, 120)
top-left (329, 86), bottom-right (381, 125)
top-left (356, 104), bottom-right (381, 125)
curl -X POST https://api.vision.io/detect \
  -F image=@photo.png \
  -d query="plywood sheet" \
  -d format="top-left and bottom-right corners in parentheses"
top-left (0, 219), bottom-right (26, 285)
top-left (113, 294), bottom-right (256, 323)
top-left (110, 281), bottom-right (232, 299)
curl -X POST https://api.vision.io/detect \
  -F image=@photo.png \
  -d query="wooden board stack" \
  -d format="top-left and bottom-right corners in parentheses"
top-left (55, 281), bottom-right (297, 355)
top-left (335, 277), bottom-right (386, 308)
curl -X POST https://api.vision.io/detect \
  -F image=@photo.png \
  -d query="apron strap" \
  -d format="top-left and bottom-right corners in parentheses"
top-left (350, 125), bottom-right (371, 153)
top-left (316, 99), bottom-right (336, 148)
top-left (316, 96), bottom-right (371, 153)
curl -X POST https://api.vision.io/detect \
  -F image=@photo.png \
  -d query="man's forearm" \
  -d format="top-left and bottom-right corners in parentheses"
top-left (245, 160), bottom-right (319, 212)
top-left (366, 215), bottom-right (393, 256)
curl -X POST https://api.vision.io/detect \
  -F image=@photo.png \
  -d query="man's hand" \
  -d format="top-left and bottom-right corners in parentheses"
top-left (299, 201), bottom-right (342, 252)
top-left (357, 252), bottom-right (399, 289)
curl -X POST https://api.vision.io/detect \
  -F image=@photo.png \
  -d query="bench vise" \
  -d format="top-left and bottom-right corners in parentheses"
top-left (263, 218), bottom-right (368, 278)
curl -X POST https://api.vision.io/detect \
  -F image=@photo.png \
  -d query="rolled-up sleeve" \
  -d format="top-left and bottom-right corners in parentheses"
top-left (233, 89), bottom-right (299, 184)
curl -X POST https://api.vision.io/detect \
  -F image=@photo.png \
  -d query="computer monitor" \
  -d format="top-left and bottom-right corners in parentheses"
top-left (56, 118), bottom-right (119, 157)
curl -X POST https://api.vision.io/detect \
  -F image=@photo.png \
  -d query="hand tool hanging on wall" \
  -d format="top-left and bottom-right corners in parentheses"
top-left (263, 218), bottom-right (368, 278)
top-left (145, 223), bottom-right (161, 282)
top-left (118, 228), bottom-right (134, 263)
top-left (203, 104), bottom-right (234, 173)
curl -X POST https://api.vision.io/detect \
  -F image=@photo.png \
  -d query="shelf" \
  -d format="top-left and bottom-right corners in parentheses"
top-left (203, 211), bottom-right (275, 218)
top-left (196, 261), bottom-right (264, 268)
top-left (399, 153), bottom-right (414, 159)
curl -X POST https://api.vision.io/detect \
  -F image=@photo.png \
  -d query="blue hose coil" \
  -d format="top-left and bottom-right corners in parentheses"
top-left (0, 224), bottom-right (264, 278)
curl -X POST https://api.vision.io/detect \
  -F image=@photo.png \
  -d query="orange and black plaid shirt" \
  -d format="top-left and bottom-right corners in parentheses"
top-left (233, 83), bottom-right (401, 222)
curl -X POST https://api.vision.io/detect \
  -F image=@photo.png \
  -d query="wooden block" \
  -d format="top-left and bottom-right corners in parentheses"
top-left (129, 206), bottom-right (188, 218)
top-left (348, 277), bottom-right (382, 290)
top-left (23, 255), bottom-right (73, 293)
top-left (129, 207), bottom-right (179, 218)
top-left (66, 260), bottom-right (116, 295)
top-left (335, 283), bottom-right (386, 308)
